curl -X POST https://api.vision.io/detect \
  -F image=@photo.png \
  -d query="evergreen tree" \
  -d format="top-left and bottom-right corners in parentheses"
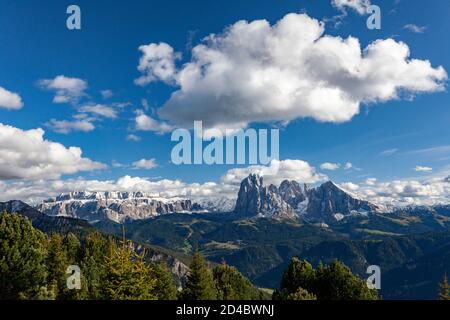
top-left (80, 232), bottom-right (109, 299)
top-left (315, 260), bottom-right (378, 300)
top-left (47, 234), bottom-right (69, 299)
top-left (151, 262), bottom-right (178, 300)
top-left (63, 233), bottom-right (81, 264)
top-left (0, 210), bottom-right (48, 299)
top-left (181, 252), bottom-right (217, 300)
top-left (213, 263), bottom-right (263, 300)
top-left (438, 273), bottom-right (450, 300)
top-left (103, 240), bottom-right (157, 300)
top-left (275, 258), bottom-right (378, 300)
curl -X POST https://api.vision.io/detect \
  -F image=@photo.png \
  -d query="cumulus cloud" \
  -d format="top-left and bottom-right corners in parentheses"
top-left (404, 24), bottom-right (427, 34)
top-left (415, 165), bottom-right (433, 172)
top-left (0, 123), bottom-right (105, 180)
top-left (331, 0), bottom-right (371, 15)
top-left (364, 178), bottom-right (377, 185)
top-left (79, 104), bottom-right (117, 119)
top-left (0, 159), bottom-right (324, 203)
top-left (340, 182), bottom-right (360, 191)
top-left (39, 75), bottom-right (87, 104)
top-left (320, 162), bottom-right (341, 170)
top-left (132, 158), bottom-right (158, 170)
top-left (0, 86), bottom-right (23, 110)
top-left (135, 42), bottom-right (181, 86)
top-left (135, 13), bottom-right (446, 130)
top-left (356, 177), bottom-right (450, 206)
top-left (1, 153), bottom-right (449, 207)
top-left (221, 159), bottom-right (327, 186)
top-left (135, 110), bottom-right (174, 134)
top-left (46, 119), bottom-right (95, 134)
top-left (0, 175), bottom-right (232, 204)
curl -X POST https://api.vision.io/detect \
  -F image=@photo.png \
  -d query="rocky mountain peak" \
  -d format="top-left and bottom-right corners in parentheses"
top-left (278, 180), bottom-right (307, 208)
top-left (38, 192), bottom-right (203, 223)
top-left (234, 175), bottom-right (381, 222)
top-left (234, 174), bottom-right (294, 218)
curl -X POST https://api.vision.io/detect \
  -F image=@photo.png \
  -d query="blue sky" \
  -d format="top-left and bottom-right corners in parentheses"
top-left (0, 0), bottom-right (449, 205)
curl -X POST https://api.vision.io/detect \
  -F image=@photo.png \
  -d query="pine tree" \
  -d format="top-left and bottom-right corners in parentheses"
top-left (274, 258), bottom-right (378, 300)
top-left (80, 232), bottom-right (109, 299)
top-left (273, 257), bottom-right (315, 300)
top-left (151, 262), bottom-right (178, 300)
top-left (47, 234), bottom-right (69, 299)
top-left (438, 273), bottom-right (450, 300)
top-left (0, 210), bottom-right (48, 299)
top-left (181, 252), bottom-right (217, 300)
top-left (63, 233), bottom-right (81, 264)
top-left (213, 263), bottom-right (263, 300)
top-left (103, 239), bottom-right (157, 300)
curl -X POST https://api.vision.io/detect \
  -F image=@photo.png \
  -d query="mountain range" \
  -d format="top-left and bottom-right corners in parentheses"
top-left (36, 174), bottom-right (386, 225)
top-left (2, 173), bottom-right (450, 299)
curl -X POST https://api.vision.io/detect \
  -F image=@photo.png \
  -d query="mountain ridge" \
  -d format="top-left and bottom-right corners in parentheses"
top-left (27, 173), bottom-right (446, 225)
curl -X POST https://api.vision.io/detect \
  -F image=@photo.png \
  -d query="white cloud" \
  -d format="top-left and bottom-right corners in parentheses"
top-left (132, 158), bottom-right (158, 170)
top-left (39, 75), bottom-right (88, 104)
top-left (379, 148), bottom-right (398, 156)
top-left (135, 42), bottom-right (181, 86)
top-left (46, 119), bottom-right (95, 134)
top-left (1, 155), bottom-right (449, 207)
top-left (0, 159), bottom-right (323, 204)
top-left (111, 160), bottom-right (126, 168)
top-left (404, 24), bottom-right (427, 34)
top-left (101, 89), bottom-right (113, 99)
top-left (0, 123), bottom-right (105, 180)
top-left (344, 162), bottom-right (354, 170)
top-left (79, 104), bottom-right (117, 119)
top-left (126, 134), bottom-right (141, 142)
top-left (135, 110), bottom-right (174, 134)
top-left (340, 182), bottom-right (360, 191)
top-left (0, 86), bottom-right (23, 110)
top-left (0, 176), bottom-right (229, 204)
top-left (331, 0), bottom-right (371, 15)
top-left (365, 178), bottom-right (377, 185)
top-left (320, 162), bottom-right (341, 170)
top-left (356, 177), bottom-right (450, 206)
top-left (221, 159), bottom-right (327, 186)
top-left (415, 165), bottom-right (433, 172)
top-left (136, 13), bottom-right (446, 130)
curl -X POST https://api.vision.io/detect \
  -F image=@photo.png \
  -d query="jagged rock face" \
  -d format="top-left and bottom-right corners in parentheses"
top-left (306, 181), bottom-right (380, 222)
top-left (234, 174), bottom-right (294, 218)
top-left (278, 180), bottom-right (307, 208)
top-left (234, 175), bottom-right (380, 222)
top-left (37, 191), bottom-right (202, 223)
